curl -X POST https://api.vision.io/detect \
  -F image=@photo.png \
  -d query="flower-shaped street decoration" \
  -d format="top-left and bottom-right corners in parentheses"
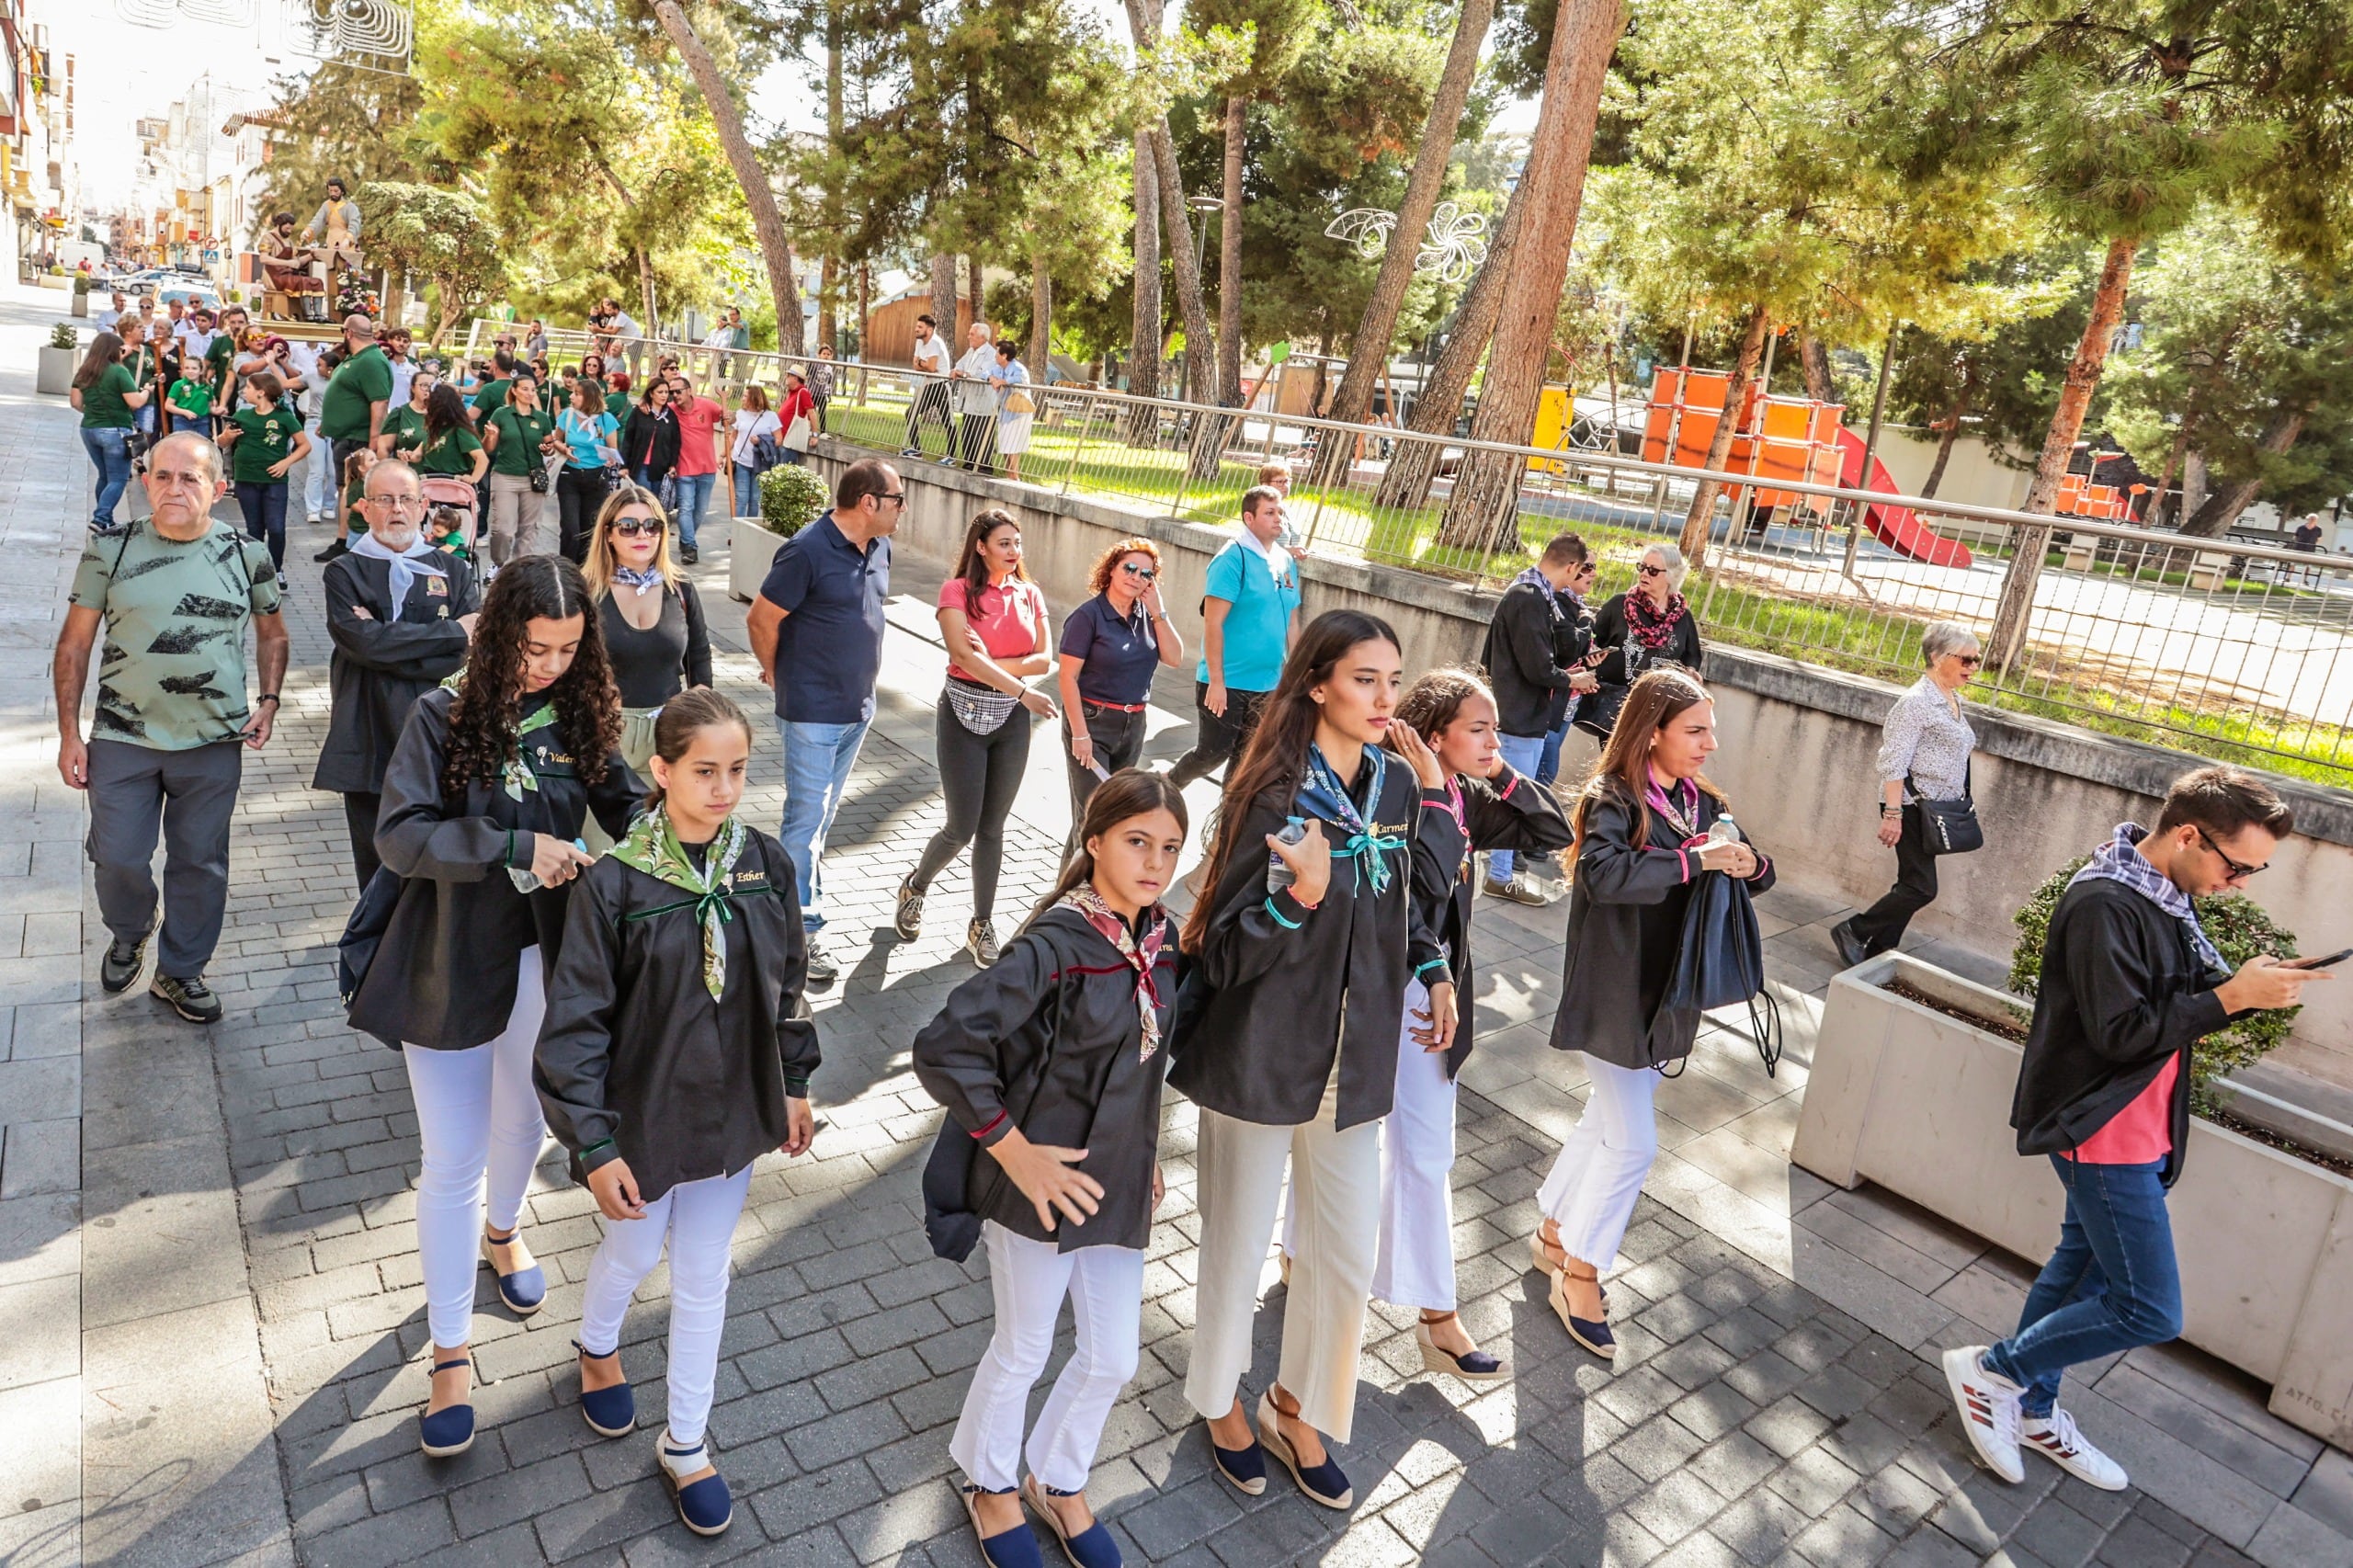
top-left (1323, 203), bottom-right (1489, 283)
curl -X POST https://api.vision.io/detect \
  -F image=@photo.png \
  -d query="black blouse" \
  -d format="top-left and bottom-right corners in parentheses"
top-left (535, 829), bottom-right (820, 1203)
top-left (1412, 766), bottom-right (1574, 1077)
top-left (914, 906), bottom-right (1176, 1252)
top-left (1167, 753), bottom-right (1449, 1131)
top-left (313, 551), bottom-right (478, 796)
top-left (598, 581), bottom-right (712, 710)
top-left (348, 687), bottom-right (640, 1051)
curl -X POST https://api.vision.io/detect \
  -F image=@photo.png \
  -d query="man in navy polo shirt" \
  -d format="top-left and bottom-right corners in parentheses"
top-left (747, 458), bottom-right (903, 984)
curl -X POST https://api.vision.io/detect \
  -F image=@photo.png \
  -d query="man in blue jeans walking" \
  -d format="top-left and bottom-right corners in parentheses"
top-left (1945, 767), bottom-right (2324, 1494)
top-left (745, 458), bottom-right (903, 985)
top-left (1476, 533), bottom-right (1595, 903)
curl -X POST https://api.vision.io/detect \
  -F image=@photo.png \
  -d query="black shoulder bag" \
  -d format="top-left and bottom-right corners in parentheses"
top-left (1909, 760), bottom-right (1984, 856)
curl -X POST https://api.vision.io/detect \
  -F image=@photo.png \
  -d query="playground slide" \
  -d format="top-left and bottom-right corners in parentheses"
top-left (1834, 428), bottom-right (1973, 568)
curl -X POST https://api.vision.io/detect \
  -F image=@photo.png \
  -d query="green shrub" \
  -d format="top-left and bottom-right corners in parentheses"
top-left (71, 272), bottom-right (88, 296)
top-left (760, 464), bottom-right (830, 537)
top-left (2011, 853), bottom-right (2300, 1101)
top-left (49, 323), bottom-right (77, 350)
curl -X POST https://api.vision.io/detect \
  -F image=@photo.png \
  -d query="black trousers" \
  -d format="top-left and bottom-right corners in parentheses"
top-left (1167, 683), bottom-right (1271, 789)
top-left (1848, 802), bottom-right (1938, 955)
top-left (955, 414), bottom-right (997, 472)
top-left (556, 467), bottom-right (605, 562)
top-left (345, 791), bottom-right (382, 893)
top-left (910, 698), bottom-right (1034, 922)
top-left (904, 383), bottom-right (953, 450)
top-left (1064, 700), bottom-right (1148, 841)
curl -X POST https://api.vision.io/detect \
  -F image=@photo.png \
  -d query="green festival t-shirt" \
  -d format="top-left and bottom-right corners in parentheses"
top-left (321, 345), bottom-right (393, 440)
top-left (229, 404), bottom-right (306, 484)
top-left (417, 425), bottom-right (484, 476)
top-left (381, 404), bottom-right (428, 459)
top-left (79, 363), bottom-right (137, 429)
top-left (488, 406), bottom-right (555, 477)
top-left (69, 521), bottom-right (281, 750)
top-left (472, 378), bottom-right (510, 422)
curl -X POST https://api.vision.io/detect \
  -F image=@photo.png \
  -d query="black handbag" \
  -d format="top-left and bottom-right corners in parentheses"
top-left (337, 865), bottom-right (404, 1006)
top-left (1655, 858), bottom-right (1783, 1076)
top-left (1910, 761), bottom-right (1984, 856)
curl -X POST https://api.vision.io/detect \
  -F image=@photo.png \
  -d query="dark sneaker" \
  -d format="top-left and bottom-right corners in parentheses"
top-left (966, 919), bottom-right (1000, 968)
top-left (1484, 872), bottom-right (1547, 906)
top-left (1832, 918), bottom-right (1871, 970)
top-left (313, 537), bottom-right (348, 563)
top-left (803, 935), bottom-right (839, 988)
top-left (679, 544), bottom-right (699, 564)
top-left (152, 973), bottom-right (224, 1024)
top-left (893, 879), bottom-right (925, 941)
top-left (100, 926), bottom-right (153, 994)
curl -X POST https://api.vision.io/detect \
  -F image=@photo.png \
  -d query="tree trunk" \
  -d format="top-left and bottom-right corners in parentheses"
top-left (1142, 119), bottom-right (1216, 409)
top-left (1313, 0), bottom-right (1494, 490)
top-left (1799, 332), bottom-right (1835, 403)
top-left (1374, 170), bottom-right (1529, 512)
top-left (1127, 123), bottom-right (1162, 434)
top-left (1674, 302), bottom-right (1770, 567)
top-left (2178, 410), bottom-right (2307, 537)
top-left (635, 246), bottom-right (659, 342)
top-left (1029, 261), bottom-right (1051, 379)
top-left (1434, 0), bottom-right (1630, 558)
top-left (929, 252), bottom-right (958, 343)
top-left (2151, 417), bottom-right (2189, 526)
top-left (1216, 93), bottom-right (1245, 407)
top-left (1985, 233), bottom-right (2137, 670)
top-left (820, 6), bottom-right (844, 354)
top-left (1921, 390), bottom-right (1968, 498)
top-left (650, 0), bottom-right (802, 356)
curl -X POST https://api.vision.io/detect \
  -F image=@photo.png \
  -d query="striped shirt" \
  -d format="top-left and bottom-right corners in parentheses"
top-left (1877, 676), bottom-right (1975, 801)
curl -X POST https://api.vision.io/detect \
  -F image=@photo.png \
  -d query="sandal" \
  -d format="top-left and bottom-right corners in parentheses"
top-left (1551, 1267), bottom-right (1616, 1361)
top-left (1416, 1311), bottom-right (1507, 1382)
top-left (418, 1355), bottom-right (476, 1458)
top-left (1256, 1388), bottom-right (1351, 1510)
top-left (657, 1431), bottom-right (733, 1537)
top-left (1020, 1475), bottom-right (1121, 1568)
top-left (960, 1481), bottom-right (1045, 1568)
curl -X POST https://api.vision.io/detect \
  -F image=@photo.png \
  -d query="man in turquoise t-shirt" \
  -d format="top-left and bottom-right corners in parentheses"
top-left (1168, 485), bottom-right (1303, 787)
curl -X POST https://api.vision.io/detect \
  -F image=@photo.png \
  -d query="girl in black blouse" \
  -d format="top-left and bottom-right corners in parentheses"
top-left (1168, 609), bottom-right (1453, 1513)
top-left (535, 689), bottom-right (819, 1540)
top-left (581, 485), bottom-right (711, 852)
top-left (348, 555), bottom-right (635, 1461)
top-left (915, 770), bottom-right (1186, 1568)
top-left (623, 379), bottom-right (681, 493)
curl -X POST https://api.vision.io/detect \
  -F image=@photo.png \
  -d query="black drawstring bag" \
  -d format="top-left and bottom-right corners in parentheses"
top-left (337, 865), bottom-right (404, 1006)
top-left (1654, 865), bottom-right (1782, 1077)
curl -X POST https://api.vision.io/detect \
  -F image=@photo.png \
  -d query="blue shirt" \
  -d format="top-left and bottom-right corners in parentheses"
top-left (1061, 593), bottom-right (1161, 706)
top-left (558, 407), bottom-right (617, 470)
top-left (759, 510), bottom-right (891, 723)
top-left (1196, 535), bottom-right (1299, 691)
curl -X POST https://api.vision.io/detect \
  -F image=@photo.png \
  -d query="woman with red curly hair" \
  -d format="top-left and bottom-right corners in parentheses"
top-left (1054, 538), bottom-right (1185, 828)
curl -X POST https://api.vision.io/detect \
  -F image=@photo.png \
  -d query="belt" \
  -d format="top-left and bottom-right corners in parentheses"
top-left (1084, 699), bottom-right (1148, 713)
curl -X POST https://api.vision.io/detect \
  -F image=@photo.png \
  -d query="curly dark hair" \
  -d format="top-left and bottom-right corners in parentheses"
top-left (440, 555), bottom-right (622, 800)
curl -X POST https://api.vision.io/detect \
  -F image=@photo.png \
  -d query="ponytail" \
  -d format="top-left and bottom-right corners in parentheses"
top-left (641, 687), bottom-right (754, 815)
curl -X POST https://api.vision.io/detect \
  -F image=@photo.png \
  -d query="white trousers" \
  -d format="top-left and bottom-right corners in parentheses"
top-left (1188, 1073), bottom-right (1381, 1442)
top-left (1536, 1054), bottom-right (1660, 1272)
top-left (949, 1221), bottom-right (1145, 1493)
top-left (403, 948), bottom-right (548, 1349)
top-left (578, 1164), bottom-right (753, 1448)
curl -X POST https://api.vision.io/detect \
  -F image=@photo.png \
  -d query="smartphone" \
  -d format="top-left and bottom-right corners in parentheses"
top-left (2283, 949), bottom-right (2352, 971)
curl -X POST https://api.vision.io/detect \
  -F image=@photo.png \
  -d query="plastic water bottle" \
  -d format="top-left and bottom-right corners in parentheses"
top-left (1267, 815), bottom-right (1308, 893)
top-left (509, 837), bottom-right (589, 892)
top-left (1708, 812), bottom-right (1739, 846)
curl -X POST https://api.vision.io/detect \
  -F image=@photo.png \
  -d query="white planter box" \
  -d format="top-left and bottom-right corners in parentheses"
top-left (1793, 951), bottom-right (2353, 1448)
top-left (37, 345), bottom-right (76, 395)
top-left (729, 516), bottom-right (786, 604)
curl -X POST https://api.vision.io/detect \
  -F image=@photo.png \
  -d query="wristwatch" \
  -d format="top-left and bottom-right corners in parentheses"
top-left (256, 693), bottom-right (282, 706)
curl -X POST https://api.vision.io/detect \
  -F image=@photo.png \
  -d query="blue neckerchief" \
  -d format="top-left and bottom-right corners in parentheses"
top-left (2070, 823), bottom-right (2224, 973)
top-left (1298, 744), bottom-right (1404, 896)
top-left (1512, 564), bottom-right (1559, 611)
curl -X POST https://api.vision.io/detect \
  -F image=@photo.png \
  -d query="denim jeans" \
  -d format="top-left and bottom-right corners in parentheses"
top-left (671, 470), bottom-right (714, 548)
top-left (234, 480), bottom-right (289, 572)
top-left (733, 461), bottom-right (761, 518)
top-left (82, 426), bottom-right (133, 529)
top-left (1540, 714), bottom-right (1574, 787)
top-left (172, 414), bottom-right (209, 436)
top-left (775, 716), bottom-right (871, 932)
top-left (1984, 1156), bottom-right (2183, 1417)
top-left (1488, 731), bottom-right (1551, 881)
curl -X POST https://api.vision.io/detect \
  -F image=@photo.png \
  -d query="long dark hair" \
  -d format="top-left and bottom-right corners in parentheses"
top-left (1180, 608), bottom-right (1401, 952)
top-left (440, 556), bottom-right (623, 800)
top-left (1571, 667), bottom-right (1725, 872)
top-left (423, 381), bottom-right (469, 446)
top-left (1028, 769), bottom-right (1188, 928)
top-left (73, 331), bottom-right (124, 390)
top-left (642, 687), bottom-right (754, 815)
top-left (957, 508), bottom-right (1029, 605)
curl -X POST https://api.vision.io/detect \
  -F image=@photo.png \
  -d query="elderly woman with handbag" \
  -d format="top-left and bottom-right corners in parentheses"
top-left (992, 343), bottom-right (1035, 482)
top-left (1834, 620), bottom-right (1983, 967)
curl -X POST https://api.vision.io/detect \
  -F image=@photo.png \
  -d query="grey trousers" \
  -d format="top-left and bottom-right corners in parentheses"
top-left (85, 738), bottom-right (243, 980)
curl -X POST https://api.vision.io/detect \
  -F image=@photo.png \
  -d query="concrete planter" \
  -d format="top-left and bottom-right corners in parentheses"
top-left (37, 345), bottom-right (76, 395)
top-left (1792, 951), bottom-right (2353, 1447)
top-left (70, 293), bottom-right (87, 318)
top-left (729, 516), bottom-right (787, 604)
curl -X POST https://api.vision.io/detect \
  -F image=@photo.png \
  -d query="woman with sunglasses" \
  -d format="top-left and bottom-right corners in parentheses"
top-left (1834, 620), bottom-right (1982, 966)
top-left (1055, 540), bottom-right (1185, 830)
top-left (1583, 543), bottom-right (1703, 742)
top-left (581, 486), bottom-right (711, 854)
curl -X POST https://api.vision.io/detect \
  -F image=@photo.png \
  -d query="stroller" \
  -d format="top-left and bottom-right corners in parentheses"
top-left (420, 474), bottom-right (480, 562)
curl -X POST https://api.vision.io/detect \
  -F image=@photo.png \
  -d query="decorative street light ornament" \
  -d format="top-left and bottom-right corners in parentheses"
top-left (118, 0), bottom-right (255, 26)
top-left (285, 0), bottom-right (415, 66)
top-left (1323, 200), bottom-right (1490, 282)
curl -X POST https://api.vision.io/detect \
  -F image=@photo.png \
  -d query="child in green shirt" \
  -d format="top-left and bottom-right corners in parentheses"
top-left (165, 377), bottom-right (213, 434)
top-left (219, 371), bottom-right (313, 585)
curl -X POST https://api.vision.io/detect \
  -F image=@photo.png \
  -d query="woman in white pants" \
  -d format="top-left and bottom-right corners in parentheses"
top-left (913, 771), bottom-right (1188, 1568)
top-left (348, 557), bottom-right (639, 1459)
top-left (1167, 611), bottom-right (1454, 1512)
top-left (535, 691), bottom-right (819, 1539)
top-left (1532, 671), bottom-right (1773, 1358)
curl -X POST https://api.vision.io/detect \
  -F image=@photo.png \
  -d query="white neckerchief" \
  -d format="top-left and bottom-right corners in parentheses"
top-left (1235, 527), bottom-right (1290, 586)
top-left (350, 531), bottom-right (447, 608)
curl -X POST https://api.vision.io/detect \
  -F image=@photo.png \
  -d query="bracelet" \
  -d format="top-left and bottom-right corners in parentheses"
top-left (257, 693), bottom-right (281, 706)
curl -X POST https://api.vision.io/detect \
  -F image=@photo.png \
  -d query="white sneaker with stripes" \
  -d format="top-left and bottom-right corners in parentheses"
top-left (2024, 1408), bottom-right (2129, 1490)
top-left (1942, 1345), bottom-right (2026, 1483)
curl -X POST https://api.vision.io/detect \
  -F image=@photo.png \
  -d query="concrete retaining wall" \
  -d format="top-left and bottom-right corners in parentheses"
top-left (800, 443), bottom-right (2353, 1090)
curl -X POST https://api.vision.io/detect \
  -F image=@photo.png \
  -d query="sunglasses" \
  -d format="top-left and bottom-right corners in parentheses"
top-left (610, 517), bottom-right (664, 538)
top-left (1951, 653), bottom-right (1983, 669)
top-left (1120, 562), bottom-right (1156, 581)
top-left (2196, 825), bottom-right (2266, 880)
top-left (1637, 563), bottom-right (1666, 577)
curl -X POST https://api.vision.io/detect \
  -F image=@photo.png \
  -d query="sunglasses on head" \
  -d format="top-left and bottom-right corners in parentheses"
top-left (1120, 562), bottom-right (1156, 581)
top-left (610, 517), bottom-right (664, 538)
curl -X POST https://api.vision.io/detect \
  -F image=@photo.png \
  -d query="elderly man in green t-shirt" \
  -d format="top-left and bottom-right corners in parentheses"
top-left (315, 313), bottom-right (393, 562)
top-left (53, 432), bottom-right (289, 1024)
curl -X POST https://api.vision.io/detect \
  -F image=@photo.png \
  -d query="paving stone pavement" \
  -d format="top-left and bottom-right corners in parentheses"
top-left (0, 280), bottom-right (2347, 1568)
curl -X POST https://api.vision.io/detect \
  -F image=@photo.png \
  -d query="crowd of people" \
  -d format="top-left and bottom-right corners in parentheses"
top-left (46, 301), bottom-right (2336, 1558)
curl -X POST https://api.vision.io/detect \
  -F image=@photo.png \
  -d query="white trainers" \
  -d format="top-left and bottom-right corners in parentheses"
top-left (2023, 1408), bottom-right (2129, 1490)
top-left (1942, 1345), bottom-right (2026, 1483)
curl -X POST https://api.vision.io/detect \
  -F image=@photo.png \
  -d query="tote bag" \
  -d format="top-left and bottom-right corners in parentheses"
top-left (782, 412), bottom-right (813, 454)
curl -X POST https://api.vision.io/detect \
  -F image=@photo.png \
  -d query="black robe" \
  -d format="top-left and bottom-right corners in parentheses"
top-left (1168, 753), bottom-right (1449, 1131)
top-left (313, 551), bottom-right (478, 796)
top-left (348, 687), bottom-right (640, 1051)
top-left (914, 906), bottom-right (1176, 1252)
top-left (533, 828), bottom-right (821, 1203)
top-left (1413, 766), bottom-right (1574, 1077)
top-left (1550, 781), bottom-right (1775, 1072)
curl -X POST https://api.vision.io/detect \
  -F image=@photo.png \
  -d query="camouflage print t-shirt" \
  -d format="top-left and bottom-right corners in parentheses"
top-left (69, 520), bottom-right (282, 750)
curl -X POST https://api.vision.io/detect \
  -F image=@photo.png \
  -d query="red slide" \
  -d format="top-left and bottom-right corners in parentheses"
top-left (1834, 428), bottom-right (1973, 568)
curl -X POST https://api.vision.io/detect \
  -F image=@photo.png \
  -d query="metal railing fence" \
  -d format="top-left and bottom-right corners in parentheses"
top-left (468, 320), bottom-right (2353, 786)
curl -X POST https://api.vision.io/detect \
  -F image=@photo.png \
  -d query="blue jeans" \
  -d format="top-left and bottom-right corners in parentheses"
top-left (776, 717), bottom-right (871, 932)
top-left (83, 426), bottom-right (134, 528)
top-left (733, 462), bottom-right (761, 518)
top-left (1489, 731), bottom-right (1551, 880)
top-left (671, 471), bottom-right (714, 548)
top-left (1984, 1156), bottom-right (2182, 1417)
top-left (235, 480), bottom-right (289, 572)
top-left (172, 414), bottom-right (209, 436)
top-left (1540, 713), bottom-right (1574, 786)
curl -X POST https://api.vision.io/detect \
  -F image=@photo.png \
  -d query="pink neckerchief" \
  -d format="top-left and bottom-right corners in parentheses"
top-left (1644, 765), bottom-right (1700, 841)
top-left (1057, 885), bottom-right (1170, 1062)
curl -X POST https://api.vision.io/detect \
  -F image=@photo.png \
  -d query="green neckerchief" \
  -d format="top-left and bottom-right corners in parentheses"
top-left (611, 805), bottom-right (748, 999)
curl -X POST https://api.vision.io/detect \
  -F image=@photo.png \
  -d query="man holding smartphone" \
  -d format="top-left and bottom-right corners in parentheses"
top-left (1945, 767), bottom-right (2328, 1494)
top-left (1477, 533), bottom-right (1597, 903)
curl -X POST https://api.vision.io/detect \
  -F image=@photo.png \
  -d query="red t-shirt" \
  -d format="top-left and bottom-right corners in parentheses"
top-left (673, 394), bottom-right (722, 476)
top-left (940, 576), bottom-right (1048, 684)
top-left (2066, 1053), bottom-right (2178, 1165)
